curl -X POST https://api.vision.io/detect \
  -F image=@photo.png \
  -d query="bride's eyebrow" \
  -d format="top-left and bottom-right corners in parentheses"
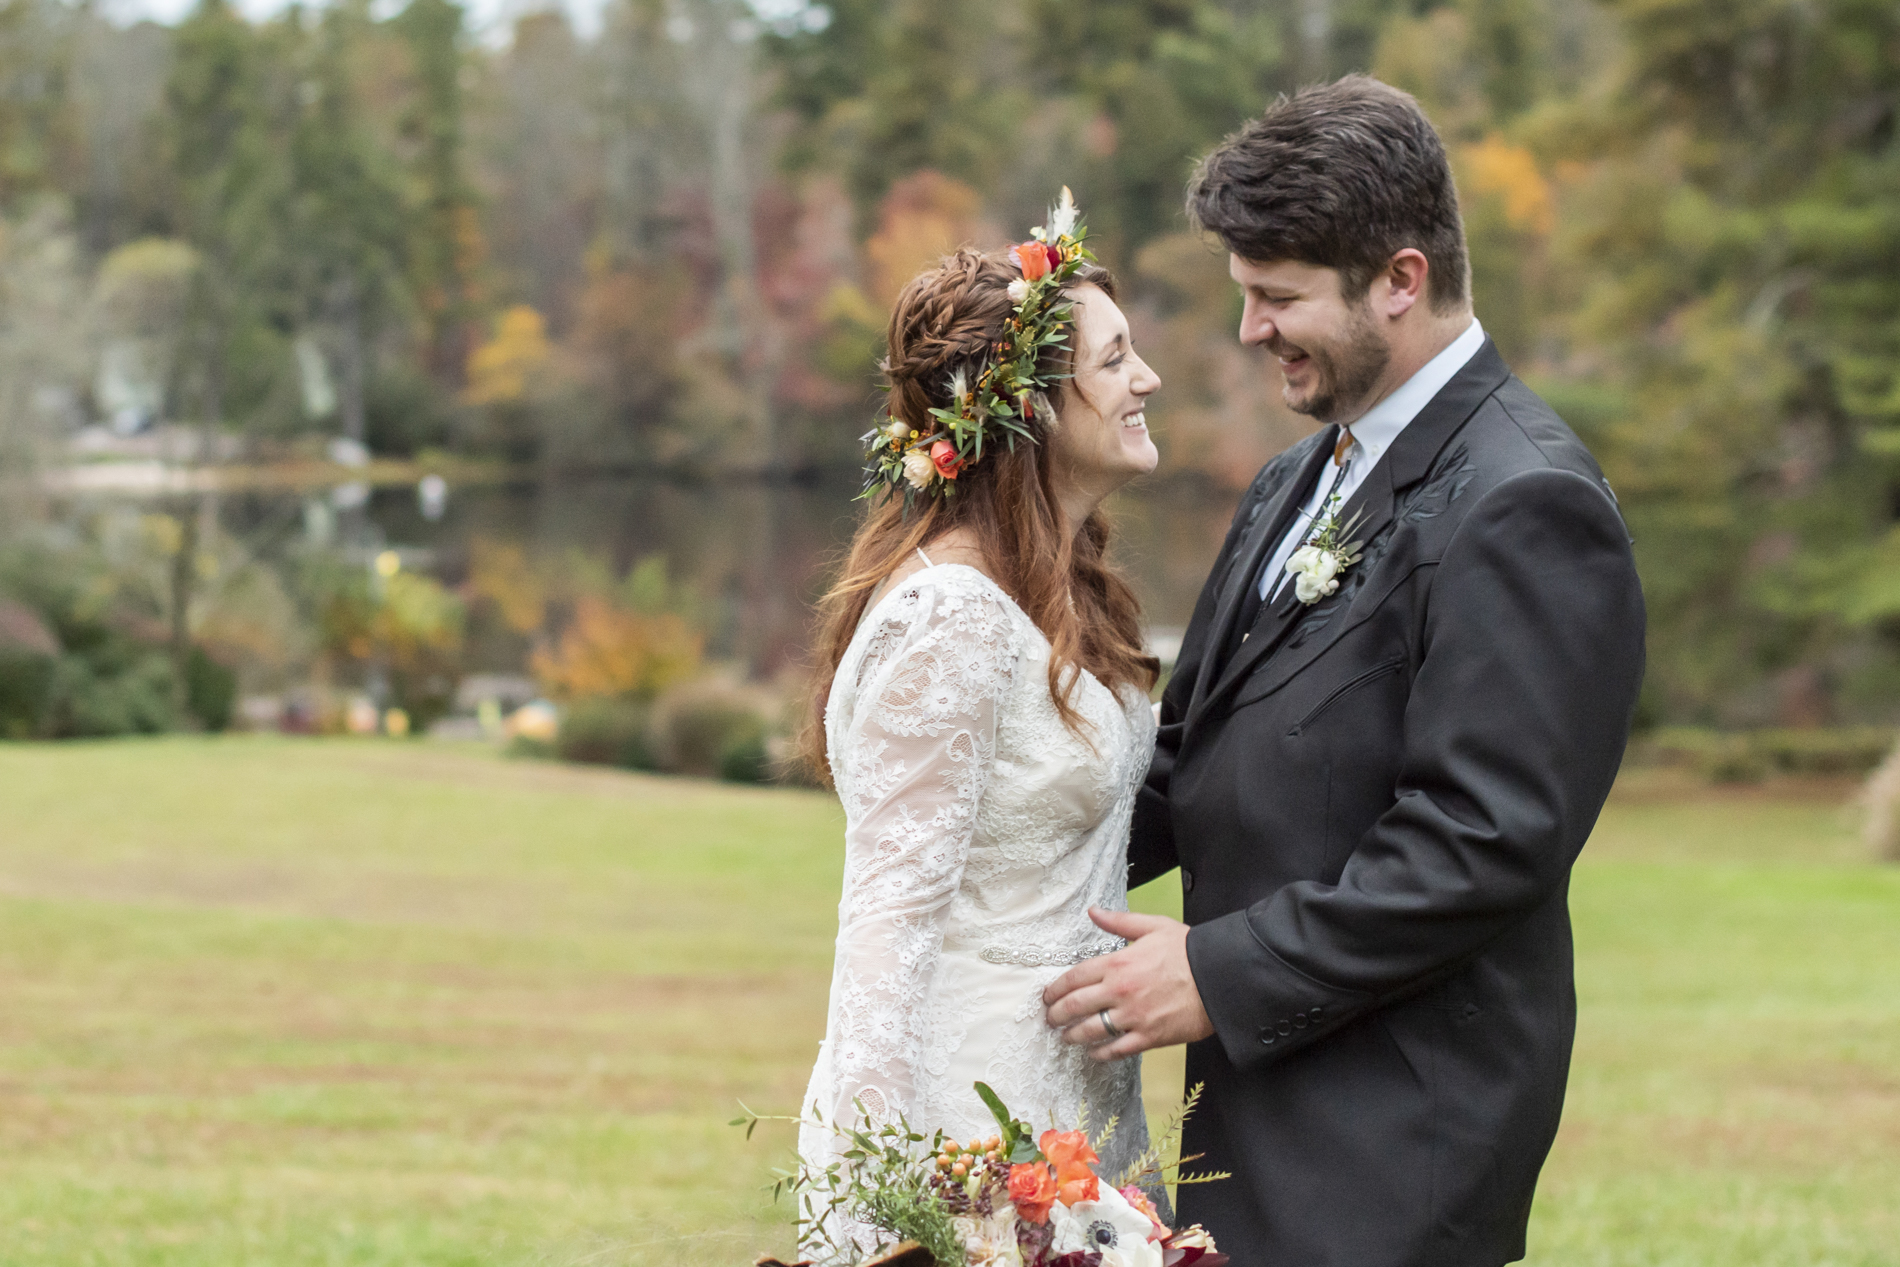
top-left (1098, 332), bottom-right (1128, 362)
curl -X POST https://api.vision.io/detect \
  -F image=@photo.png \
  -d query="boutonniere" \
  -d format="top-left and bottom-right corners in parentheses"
top-left (1285, 495), bottom-right (1366, 605)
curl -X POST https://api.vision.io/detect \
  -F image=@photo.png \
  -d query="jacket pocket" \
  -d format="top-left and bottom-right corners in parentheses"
top-left (1287, 658), bottom-right (1405, 736)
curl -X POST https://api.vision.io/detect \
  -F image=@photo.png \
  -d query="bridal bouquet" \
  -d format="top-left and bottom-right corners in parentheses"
top-left (742, 1083), bottom-right (1228, 1267)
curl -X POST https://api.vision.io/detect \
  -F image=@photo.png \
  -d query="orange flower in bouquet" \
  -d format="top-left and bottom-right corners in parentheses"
top-left (1039, 1129), bottom-right (1102, 1207)
top-left (1006, 1159), bottom-right (1058, 1224)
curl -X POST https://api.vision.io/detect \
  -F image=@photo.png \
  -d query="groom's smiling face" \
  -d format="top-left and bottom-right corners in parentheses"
top-left (1229, 255), bottom-right (1391, 424)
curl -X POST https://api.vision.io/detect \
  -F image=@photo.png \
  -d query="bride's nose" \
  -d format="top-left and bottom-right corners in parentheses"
top-left (1131, 353), bottom-right (1161, 397)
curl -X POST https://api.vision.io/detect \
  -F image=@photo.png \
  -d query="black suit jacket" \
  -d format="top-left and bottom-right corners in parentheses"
top-left (1132, 341), bottom-right (1645, 1266)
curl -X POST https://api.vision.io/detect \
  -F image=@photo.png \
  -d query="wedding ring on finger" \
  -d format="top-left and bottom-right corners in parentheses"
top-left (1098, 1008), bottom-right (1125, 1042)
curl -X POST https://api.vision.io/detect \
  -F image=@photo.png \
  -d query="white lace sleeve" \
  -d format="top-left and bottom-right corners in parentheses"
top-left (820, 578), bottom-right (1018, 1133)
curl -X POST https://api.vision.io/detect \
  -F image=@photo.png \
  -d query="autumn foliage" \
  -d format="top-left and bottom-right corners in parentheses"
top-left (529, 597), bottom-right (702, 703)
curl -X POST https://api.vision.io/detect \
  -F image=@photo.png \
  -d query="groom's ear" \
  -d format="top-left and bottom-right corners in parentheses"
top-left (1376, 248), bottom-right (1431, 319)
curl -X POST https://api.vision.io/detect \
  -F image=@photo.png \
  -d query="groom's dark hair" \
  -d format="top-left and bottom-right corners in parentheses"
top-left (1188, 75), bottom-right (1469, 312)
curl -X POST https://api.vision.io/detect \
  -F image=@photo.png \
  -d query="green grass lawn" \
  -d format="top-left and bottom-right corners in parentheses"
top-left (0, 741), bottom-right (1894, 1265)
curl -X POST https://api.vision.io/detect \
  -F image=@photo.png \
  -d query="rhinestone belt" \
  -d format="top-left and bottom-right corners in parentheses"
top-left (977, 939), bottom-right (1124, 968)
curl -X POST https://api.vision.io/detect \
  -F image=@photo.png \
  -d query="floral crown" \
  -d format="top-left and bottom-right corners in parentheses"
top-left (862, 187), bottom-right (1096, 501)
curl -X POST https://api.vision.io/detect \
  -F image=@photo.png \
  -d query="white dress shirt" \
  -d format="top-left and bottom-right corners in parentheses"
top-left (1259, 317), bottom-right (1487, 601)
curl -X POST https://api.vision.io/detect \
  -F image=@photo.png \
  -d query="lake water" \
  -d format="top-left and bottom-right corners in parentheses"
top-left (241, 471), bottom-right (1250, 678)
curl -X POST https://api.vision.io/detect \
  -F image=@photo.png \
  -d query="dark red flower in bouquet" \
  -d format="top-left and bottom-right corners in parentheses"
top-left (929, 439), bottom-right (964, 480)
top-left (1008, 1161), bottom-right (1059, 1224)
top-left (1042, 242), bottom-right (1063, 273)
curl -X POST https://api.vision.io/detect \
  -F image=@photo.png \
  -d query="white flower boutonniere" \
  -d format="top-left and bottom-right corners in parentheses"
top-left (1285, 496), bottom-right (1366, 605)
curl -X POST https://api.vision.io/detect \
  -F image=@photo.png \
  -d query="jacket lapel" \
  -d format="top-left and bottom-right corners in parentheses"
top-left (1187, 429), bottom-right (1338, 712)
top-left (1189, 339), bottom-right (1513, 726)
top-left (1199, 457), bottom-right (1397, 716)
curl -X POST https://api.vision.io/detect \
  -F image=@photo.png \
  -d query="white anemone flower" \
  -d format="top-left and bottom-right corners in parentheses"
top-left (1048, 186), bottom-right (1079, 240)
top-left (1007, 278), bottom-right (1030, 304)
top-left (1049, 1185), bottom-right (1162, 1267)
top-left (901, 448), bottom-right (936, 490)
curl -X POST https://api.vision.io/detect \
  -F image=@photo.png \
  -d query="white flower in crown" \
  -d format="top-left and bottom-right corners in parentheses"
top-left (901, 448), bottom-right (936, 489)
top-left (1285, 497), bottom-right (1366, 605)
top-left (1007, 278), bottom-right (1029, 304)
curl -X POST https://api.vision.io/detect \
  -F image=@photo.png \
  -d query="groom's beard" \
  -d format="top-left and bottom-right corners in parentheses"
top-left (1271, 301), bottom-right (1390, 423)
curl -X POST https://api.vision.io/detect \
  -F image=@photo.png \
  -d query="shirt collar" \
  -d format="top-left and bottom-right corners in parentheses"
top-left (1343, 317), bottom-right (1485, 466)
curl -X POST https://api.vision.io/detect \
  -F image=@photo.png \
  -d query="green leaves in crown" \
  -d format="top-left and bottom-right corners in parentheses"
top-left (861, 187), bottom-right (1096, 504)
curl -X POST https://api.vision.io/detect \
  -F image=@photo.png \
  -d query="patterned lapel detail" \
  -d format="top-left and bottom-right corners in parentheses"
top-left (1184, 341), bottom-right (1509, 729)
top-left (1281, 442), bottom-right (1475, 654)
top-left (1205, 457), bottom-right (1397, 708)
top-left (1188, 431), bottom-right (1337, 714)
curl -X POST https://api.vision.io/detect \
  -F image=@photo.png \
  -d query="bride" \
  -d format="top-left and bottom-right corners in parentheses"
top-left (797, 195), bottom-right (1165, 1253)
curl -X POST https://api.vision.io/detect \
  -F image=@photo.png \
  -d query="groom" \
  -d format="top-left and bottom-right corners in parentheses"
top-left (1043, 76), bottom-right (1645, 1264)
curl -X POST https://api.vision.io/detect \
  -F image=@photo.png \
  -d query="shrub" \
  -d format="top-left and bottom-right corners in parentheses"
top-left (653, 682), bottom-right (774, 782)
top-left (0, 649), bottom-right (55, 738)
top-left (554, 697), bottom-right (657, 770)
top-left (718, 723), bottom-right (771, 784)
top-left (185, 647), bottom-right (238, 732)
top-left (1639, 726), bottom-right (1897, 783)
top-left (45, 651), bottom-right (179, 738)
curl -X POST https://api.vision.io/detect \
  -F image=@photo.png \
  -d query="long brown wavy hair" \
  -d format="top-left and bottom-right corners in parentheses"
top-left (800, 247), bottom-right (1159, 782)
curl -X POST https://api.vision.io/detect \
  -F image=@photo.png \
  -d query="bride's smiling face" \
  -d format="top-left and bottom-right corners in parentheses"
top-left (1047, 284), bottom-right (1162, 496)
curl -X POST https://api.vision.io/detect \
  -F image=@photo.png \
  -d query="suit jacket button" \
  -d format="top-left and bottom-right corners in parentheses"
top-left (1277, 1020), bottom-right (1292, 1036)
top-left (1309, 1006), bottom-right (1324, 1021)
top-left (1258, 1028), bottom-right (1276, 1046)
top-left (1181, 867), bottom-right (1195, 894)
top-left (1293, 1015), bottom-right (1308, 1029)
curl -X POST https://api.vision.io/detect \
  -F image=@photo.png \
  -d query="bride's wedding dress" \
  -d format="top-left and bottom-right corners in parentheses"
top-left (800, 554), bottom-right (1160, 1245)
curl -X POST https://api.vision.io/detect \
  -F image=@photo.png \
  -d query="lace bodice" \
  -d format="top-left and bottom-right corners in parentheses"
top-left (799, 562), bottom-right (1159, 1253)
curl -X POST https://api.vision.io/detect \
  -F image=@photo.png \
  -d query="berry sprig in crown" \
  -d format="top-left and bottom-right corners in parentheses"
top-left (862, 187), bottom-right (1095, 501)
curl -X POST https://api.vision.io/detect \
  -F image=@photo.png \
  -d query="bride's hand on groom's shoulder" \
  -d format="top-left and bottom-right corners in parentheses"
top-left (1042, 908), bottom-right (1215, 1060)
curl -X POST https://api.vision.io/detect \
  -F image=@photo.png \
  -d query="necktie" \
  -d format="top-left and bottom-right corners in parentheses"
top-left (1226, 424), bottom-right (1358, 664)
top-left (1300, 425), bottom-right (1357, 550)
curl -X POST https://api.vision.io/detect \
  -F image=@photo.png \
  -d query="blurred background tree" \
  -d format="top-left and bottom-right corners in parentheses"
top-left (0, 0), bottom-right (1895, 736)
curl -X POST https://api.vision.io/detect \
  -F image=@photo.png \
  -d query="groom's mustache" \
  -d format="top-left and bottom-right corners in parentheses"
top-left (1261, 336), bottom-right (1310, 363)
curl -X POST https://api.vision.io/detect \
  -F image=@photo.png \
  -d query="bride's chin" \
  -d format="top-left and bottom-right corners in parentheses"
top-left (1124, 433), bottom-right (1159, 471)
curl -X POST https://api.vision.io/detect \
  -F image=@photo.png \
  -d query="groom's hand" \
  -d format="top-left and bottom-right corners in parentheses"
top-left (1042, 908), bottom-right (1215, 1061)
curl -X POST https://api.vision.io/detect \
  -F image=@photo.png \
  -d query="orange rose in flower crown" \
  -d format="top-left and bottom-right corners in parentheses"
top-left (1013, 239), bottom-right (1052, 281)
top-left (930, 439), bottom-right (965, 480)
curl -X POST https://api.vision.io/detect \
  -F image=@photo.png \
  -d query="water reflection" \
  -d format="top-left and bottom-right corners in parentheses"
top-left (286, 473), bottom-right (1247, 677)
